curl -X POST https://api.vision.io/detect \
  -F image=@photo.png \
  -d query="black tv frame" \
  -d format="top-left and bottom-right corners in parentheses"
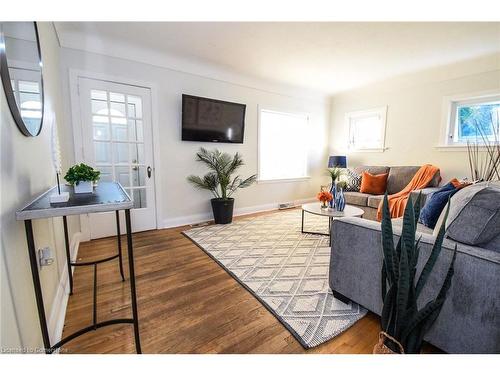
top-left (181, 94), bottom-right (246, 144)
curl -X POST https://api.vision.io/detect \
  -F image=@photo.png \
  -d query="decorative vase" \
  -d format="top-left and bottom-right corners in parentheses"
top-left (335, 187), bottom-right (346, 211)
top-left (373, 332), bottom-right (404, 354)
top-left (321, 200), bottom-right (328, 209)
top-left (329, 179), bottom-right (336, 209)
top-left (74, 180), bottom-right (93, 194)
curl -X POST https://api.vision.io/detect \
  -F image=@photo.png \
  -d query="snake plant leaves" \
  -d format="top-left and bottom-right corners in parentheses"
top-left (415, 201), bottom-right (451, 298)
top-left (381, 193), bottom-right (396, 284)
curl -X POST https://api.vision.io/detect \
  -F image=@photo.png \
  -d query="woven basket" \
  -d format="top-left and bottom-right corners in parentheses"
top-left (373, 332), bottom-right (404, 354)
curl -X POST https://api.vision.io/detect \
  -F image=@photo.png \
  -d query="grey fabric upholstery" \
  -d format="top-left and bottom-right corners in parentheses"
top-left (353, 166), bottom-right (390, 176)
top-left (329, 216), bottom-right (500, 353)
top-left (446, 182), bottom-right (500, 246)
top-left (367, 195), bottom-right (384, 209)
top-left (343, 192), bottom-right (370, 206)
top-left (386, 166), bottom-right (421, 194)
top-left (484, 232), bottom-right (500, 252)
top-left (345, 165), bottom-right (441, 222)
top-left (391, 217), bottom-right (434, 235)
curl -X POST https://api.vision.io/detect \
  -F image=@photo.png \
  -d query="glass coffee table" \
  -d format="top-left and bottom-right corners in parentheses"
top-left (301, 202), bottom-right (364, 245)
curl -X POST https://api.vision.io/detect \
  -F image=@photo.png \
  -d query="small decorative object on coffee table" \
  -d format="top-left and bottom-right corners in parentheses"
top-left (64, 163), bottom-right (101, 194)
top-left (301, 202), bottom-right (364, 245)
top-left (316, 191), bottom-right (333, 209)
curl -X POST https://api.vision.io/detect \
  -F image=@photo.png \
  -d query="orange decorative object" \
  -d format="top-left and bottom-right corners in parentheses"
top-left (376, 164), bottom-right (440, 221)
top-left (360, 172), bottom-right (389, 195)
top-left (317, 191), bottom-right (333, 204)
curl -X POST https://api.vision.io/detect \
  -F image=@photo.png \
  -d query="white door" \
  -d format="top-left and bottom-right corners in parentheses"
top-left (77, 77), bottom-right (156, 239)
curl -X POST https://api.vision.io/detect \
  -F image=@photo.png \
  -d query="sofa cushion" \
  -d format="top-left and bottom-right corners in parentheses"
top-left (483, 232), bottom-right (500, 252)
top-left (343, 191), bottom-right (370, 206)
top-left (367, 195), bottom-right (384, 209)
top-left (419, 182), bottom-right (458, 229)
top-left (360, 172), bottom-right (388, 195)
top-left (386, 166), bottom-right (420, 194)
top-left (446, 182), bottom-right (500, 246)
top-left (353, 166), bottom-right (390, 176)
top-left (344, 168), bottom-right (362, 192)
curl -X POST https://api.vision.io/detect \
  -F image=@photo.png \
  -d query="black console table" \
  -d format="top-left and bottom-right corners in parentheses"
top-left (16, 182), bottom-right (141, 353)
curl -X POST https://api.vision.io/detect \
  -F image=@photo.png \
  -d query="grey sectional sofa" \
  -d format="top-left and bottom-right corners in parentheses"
top-left (329, 184), bottom-right (500, 353)
top-left (344, 165), bottom-right (441, 220)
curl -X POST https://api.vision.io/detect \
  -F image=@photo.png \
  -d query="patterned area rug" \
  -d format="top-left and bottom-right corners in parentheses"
top-left (183, 209), bottom-right (367, 348)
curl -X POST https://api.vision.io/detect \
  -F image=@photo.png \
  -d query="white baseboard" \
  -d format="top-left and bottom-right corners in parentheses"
top-left (162, 197), bottom-right (315, 229)
top-left (47, 231), bottom-right (81, 347)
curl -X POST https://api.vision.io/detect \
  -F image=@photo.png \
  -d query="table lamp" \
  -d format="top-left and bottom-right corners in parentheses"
top-left (328, 155), bottom-right (347, 168)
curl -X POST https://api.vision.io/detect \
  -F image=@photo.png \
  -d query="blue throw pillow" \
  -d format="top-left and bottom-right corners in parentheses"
top-left (419, 182), bottom-right (458, 229)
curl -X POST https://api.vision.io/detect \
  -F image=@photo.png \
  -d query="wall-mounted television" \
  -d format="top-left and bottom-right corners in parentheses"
top-left (182, 94), bottom-right (246, 143)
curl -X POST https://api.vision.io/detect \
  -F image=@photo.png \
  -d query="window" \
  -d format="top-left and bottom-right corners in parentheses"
top-left (346, 106), bottom-right (387, 151)
top-left (445, 93), bottom-right (500, 146)
top-left (258, 109), bottom-right (309, 181)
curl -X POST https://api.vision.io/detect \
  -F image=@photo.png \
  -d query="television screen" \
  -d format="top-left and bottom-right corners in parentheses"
top-left (182, 94), bottom-right (246, 143)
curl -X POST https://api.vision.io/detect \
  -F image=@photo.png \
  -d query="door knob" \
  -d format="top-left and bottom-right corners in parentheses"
top-left (147, 166), bottom-right (152, 178)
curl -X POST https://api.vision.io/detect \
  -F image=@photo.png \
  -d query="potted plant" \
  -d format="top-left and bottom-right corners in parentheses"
top-left (187, 148), bottom-right (256, 224)
top-left (374, 194), bottom-right (457, 354)
top-left (326, 167), bottom-right (343, 208)
top-left (64, 163), bottom-right (101, 194)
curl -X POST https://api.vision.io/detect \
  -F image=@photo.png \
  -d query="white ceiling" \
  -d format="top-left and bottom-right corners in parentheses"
top-left (55, 22), bottom-right (500, 95)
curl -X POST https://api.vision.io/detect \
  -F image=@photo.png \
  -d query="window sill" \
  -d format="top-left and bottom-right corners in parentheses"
top-left (348, 147), bottom-right (388, 153)
top-left (434, 144), bottom-right (497, 152)
top-left (257, 176), bottom-right (311, 184)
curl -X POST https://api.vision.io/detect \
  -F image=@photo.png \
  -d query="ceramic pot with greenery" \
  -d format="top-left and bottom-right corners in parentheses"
top-left (375, 194), bottom-right (457, 354)
top-left (187, 148), bottom-right (256, 224)
top-left (64, 163), bottom-right (101, 194)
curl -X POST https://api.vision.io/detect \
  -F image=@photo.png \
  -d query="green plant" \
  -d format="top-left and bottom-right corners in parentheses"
top-left (326, 167), bottom-right (343, 184)
top-left (379, 193), bottom-right (457, 353)
top-left (187, 148), bottom-right (257, 199)
top-left (64, 163), bottom-right (101, 185)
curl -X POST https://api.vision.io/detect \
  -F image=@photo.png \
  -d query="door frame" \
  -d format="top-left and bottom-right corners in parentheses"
top-left (68, 69), bottom-right (163, 241)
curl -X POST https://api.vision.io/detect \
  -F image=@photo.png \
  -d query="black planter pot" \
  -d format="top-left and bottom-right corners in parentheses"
top-left (211, 198), bottom-right (234, 224)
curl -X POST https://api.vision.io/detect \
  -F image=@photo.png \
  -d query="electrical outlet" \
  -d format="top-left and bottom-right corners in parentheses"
top-left (38, 247), bottom-right (54, 267)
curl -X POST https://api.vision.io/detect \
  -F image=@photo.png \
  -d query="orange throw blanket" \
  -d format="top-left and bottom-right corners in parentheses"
top-left (376, 164), bottom-right (440, 221)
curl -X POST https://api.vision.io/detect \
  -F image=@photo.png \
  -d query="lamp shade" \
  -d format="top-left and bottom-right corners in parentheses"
top-left (328, 155), bottom-right (347, 168)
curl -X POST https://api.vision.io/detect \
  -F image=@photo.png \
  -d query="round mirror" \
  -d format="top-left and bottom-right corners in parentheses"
top-left (0, 22), bottom-right (44, 137)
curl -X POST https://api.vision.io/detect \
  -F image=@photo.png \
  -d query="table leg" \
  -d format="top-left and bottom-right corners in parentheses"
top-left (125, 209), bottom-right (142, 354)
top-left (24, 220), bottom-right (51, 352)
top-left (115, 211), bottom-right (125, 281)
top-left (301, 209), bottom-right (305, 233)
top-left (62, 216), bottom-right (73, 295)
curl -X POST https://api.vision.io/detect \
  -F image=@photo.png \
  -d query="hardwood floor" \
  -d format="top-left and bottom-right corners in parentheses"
top-left (60, 210), bottom-right (413, 353)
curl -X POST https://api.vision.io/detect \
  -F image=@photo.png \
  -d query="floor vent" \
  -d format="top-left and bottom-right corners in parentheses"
top-left (278, 202), bottom-right (296, 210)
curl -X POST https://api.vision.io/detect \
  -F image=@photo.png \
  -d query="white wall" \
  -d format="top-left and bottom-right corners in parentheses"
top-left (1, 23), bottom-right (78, 350)
top-left (329, 53), bottom-right (500, 182)
top-left (59, 48), bottom-right (331, 228)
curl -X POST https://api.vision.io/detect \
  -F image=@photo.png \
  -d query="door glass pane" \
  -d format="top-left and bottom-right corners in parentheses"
top-left (93, 115), bottom-right (109, 124)
top-left (110, 92), bottom-right (126, 116)
top-left (96, 166), bottom-right (113, 182)
top-left (112, 122), bottom-right (128, 141)
top-left (94, 142), bottom-right (111, 163)
top-left (114, 143), bottom-right (129, 164)
top-left (115, 166), bottom-right (130, 187)
top-left (132, 189), bottom-right (146, 209)
top-left (92, 99), bottom-right (108, 115)
top-left (132, 166), bottom-right (146, 187)
top-left (128, 119), bottom-right (143, 142)
top-left (128, 95), bottom-right (142, 118)
top-left (93, 123), bottom-right (110, 141)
